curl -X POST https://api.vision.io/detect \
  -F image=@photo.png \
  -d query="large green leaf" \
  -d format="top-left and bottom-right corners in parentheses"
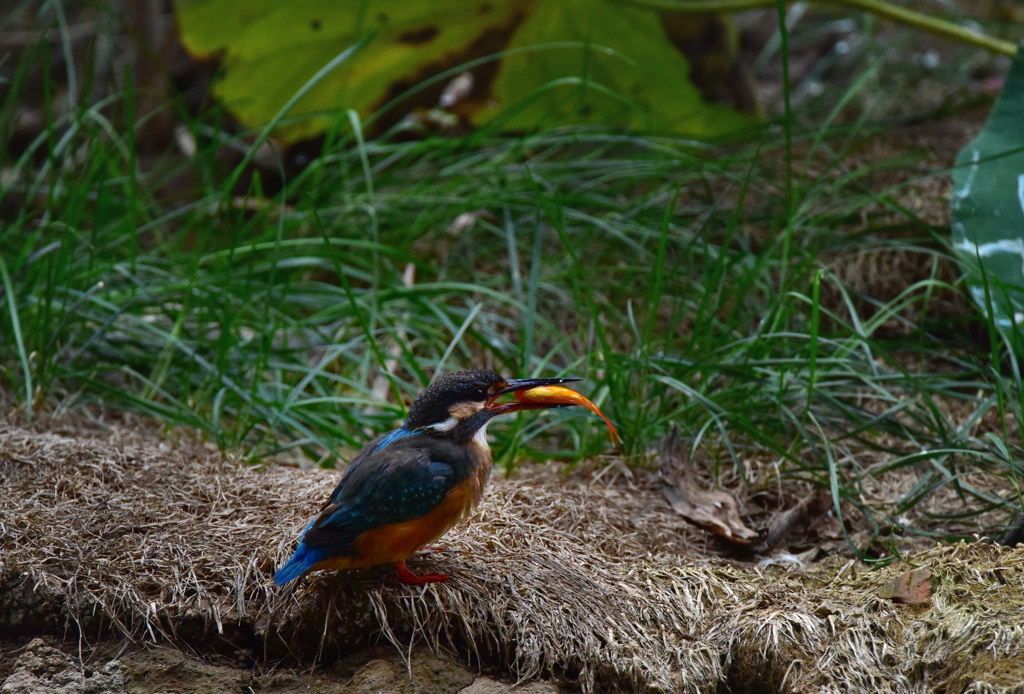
top-left (479, 0), bottom-right (750, 134)
top-left (951, 44), bottom-right (1024, 353)
top-left (174, 0), bottom-right (751, 142)
top-left (176, 0), bottom-right (526, 142)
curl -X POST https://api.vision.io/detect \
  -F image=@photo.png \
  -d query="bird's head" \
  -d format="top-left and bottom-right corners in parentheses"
top-left (405, 369), bottom-right (582, 443)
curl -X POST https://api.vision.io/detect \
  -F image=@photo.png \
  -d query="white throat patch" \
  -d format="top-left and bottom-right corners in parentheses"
top-left (473, 420), bottom-right (492, 453)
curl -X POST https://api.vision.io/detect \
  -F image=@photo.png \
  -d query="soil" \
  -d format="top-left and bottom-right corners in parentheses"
top-left (4, 413), bottom-right (1024, 693)
top-left (0, 416), bottom-right (566, 693)
top-left (0, 636), bottom-right (557, 694)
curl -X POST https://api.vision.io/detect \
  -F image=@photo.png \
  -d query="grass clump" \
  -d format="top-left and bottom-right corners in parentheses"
top-left (4, 420), bottom-right (1024, 692)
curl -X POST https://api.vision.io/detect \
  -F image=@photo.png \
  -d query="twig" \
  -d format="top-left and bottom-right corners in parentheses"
top-left (620, 0), bottom-right (1018, 57)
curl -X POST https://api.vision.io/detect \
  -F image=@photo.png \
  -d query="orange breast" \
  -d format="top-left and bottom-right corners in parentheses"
top-left (349, 465), bottom-right (489, 569)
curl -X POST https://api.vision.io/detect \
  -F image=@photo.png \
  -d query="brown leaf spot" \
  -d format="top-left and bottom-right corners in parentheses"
top-left (398, 26), bottom-right (439, 46)
top-left (369, 11), bottom-right (527, 134)
top-left (310, 19), bottom-right (322, 31)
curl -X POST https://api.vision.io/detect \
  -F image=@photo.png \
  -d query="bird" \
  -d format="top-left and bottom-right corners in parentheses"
top-left (274, 368), bottom-right (618, 586)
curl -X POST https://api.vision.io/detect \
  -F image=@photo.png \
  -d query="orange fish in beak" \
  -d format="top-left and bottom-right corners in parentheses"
top-left (513, 385), bottom-right (621, 444)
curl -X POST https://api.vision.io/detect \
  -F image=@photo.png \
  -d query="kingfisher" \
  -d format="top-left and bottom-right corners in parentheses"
top-left (274, 369), bottom-right (619, 586)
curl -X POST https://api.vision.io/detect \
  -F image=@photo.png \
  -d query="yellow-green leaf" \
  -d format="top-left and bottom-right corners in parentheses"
top-left (176, 0), bottom-right (527, 142)
top-left (174, 0), bottom-right (753, 142)
top-left (480, 0), bottom-right (752, 135)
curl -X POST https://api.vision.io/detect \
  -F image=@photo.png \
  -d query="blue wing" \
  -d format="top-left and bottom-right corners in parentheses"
top-left (273, 437), bottom-right (458, 585)
top-left (302, 448), bottom-right (456, 548)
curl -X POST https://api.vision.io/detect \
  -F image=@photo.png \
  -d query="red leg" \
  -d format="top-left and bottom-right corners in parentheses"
top-left (419, 545), bottom-right (446, 552)
top-left (395, 560), bottom-right (449, 585)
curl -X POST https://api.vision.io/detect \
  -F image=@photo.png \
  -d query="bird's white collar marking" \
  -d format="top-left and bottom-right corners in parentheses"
top-left (423, 416), bottom-right (492, 453)
top-left (425, 400), bottom-right (488, 434)
top-left (426, 416), bottom-right (459, 433)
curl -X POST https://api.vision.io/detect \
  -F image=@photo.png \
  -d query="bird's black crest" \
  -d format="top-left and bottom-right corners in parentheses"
top-left (406, 369), bottom-right (503, 429)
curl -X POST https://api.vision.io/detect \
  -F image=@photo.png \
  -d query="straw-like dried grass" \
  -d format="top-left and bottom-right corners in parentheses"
top-left (2, 421), bottom-right (1024, 693)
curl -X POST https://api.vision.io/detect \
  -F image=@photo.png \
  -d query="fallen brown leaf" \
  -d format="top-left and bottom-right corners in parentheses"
top-left (764, 489), bottom-right (832, 550)
top-left (877, 567), bottom-right (932, 604)
top-left (660, 427), bottom-right (757, 545)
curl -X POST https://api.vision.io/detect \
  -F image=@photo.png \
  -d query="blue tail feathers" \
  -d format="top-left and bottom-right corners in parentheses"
top-left (274, 541), bottom-right (323, 585)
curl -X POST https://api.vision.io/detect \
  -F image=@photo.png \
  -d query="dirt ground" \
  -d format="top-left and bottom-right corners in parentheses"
top-left (0, 416), bottom-right (566, 693)
top-left (0, 636), bottom-right (555, 694)
top-left (3, 413), bottom-right (1024, 693)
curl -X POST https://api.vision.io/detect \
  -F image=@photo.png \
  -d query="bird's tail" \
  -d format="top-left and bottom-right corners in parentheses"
top-left (273, 543), bottom-right (319, 585)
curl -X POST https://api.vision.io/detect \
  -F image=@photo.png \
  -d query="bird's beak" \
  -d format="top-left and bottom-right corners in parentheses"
top-left (486, 378), bottom-right (621, 444)
top-left (493, 376), bottom-right (582, 398)
top-left (485, 377), bottom-right (582, 414)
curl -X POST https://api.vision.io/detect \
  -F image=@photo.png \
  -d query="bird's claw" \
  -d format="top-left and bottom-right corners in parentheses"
top-left (395, 560), bottom-right (449, 585)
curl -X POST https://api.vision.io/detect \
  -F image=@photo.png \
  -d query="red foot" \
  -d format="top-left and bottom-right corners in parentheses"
top-left (419, 545), bottom-right (446, 552)
top-left (395, 560), bottom-right (449, 585)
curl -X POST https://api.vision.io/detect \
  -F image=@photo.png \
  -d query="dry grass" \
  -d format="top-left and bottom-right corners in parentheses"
top-left (3, 419), bottom-right (1024, 693)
